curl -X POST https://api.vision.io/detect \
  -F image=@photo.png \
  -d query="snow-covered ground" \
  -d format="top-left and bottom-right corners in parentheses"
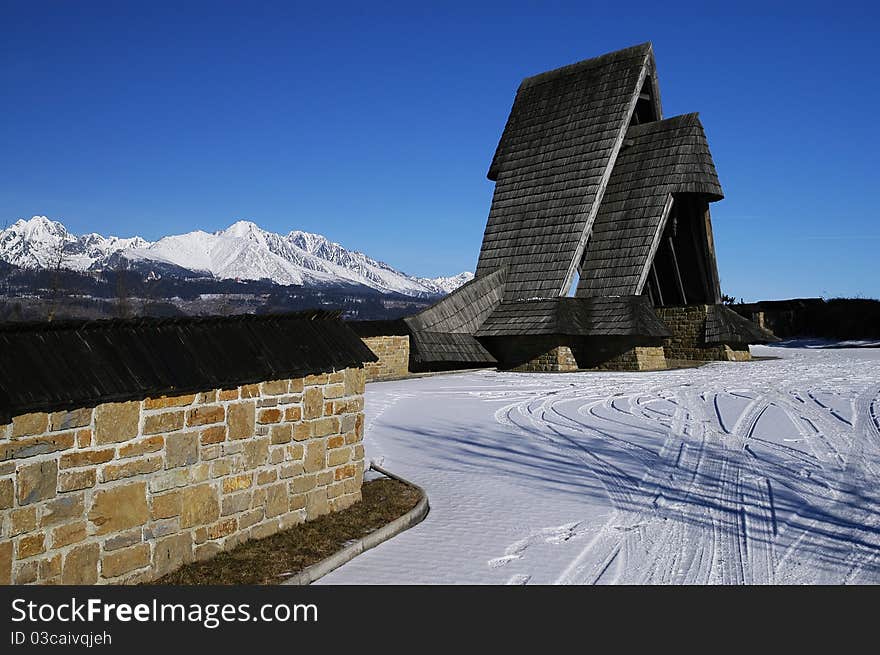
top-left (320, 344), bottom-right (880, 584)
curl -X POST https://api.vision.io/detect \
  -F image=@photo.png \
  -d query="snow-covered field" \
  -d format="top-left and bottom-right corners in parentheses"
top-left (320, 345), bottom-right (880, 585)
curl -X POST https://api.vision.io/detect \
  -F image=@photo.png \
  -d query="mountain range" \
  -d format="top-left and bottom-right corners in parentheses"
top-left (0, 216), bottom-right (473, 297)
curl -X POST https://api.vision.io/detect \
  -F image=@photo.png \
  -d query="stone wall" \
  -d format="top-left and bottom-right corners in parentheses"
top-left (655, 305), bottom-right (751, 362)
top-left (361, 336), bottom-right (410, 381)
top-left (589, 346), bottom-right (667, 371)
top-left (0, 368), bottom-right (366, 585)
top-left (512, 346), bottom-right (578, 372)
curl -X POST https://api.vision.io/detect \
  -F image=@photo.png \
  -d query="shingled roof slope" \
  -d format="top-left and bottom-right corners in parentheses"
top-left (0, 312), bottom-right (377, 424)
top-left (577, 113), bottom-right (723, 297)
top-left (475, 296), bottom-right (671, 338)
top-left (704, 304), bottom-right (778, 345)
top-left (404, 267), bottom-right (506, 334)
top-left (476, 43), bottom-right (655, 300)
top-left (408, 331), bottom-right (497, 367)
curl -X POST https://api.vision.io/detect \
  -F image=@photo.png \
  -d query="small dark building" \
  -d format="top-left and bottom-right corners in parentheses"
top-left (392, 42), bottom-right (775, 372)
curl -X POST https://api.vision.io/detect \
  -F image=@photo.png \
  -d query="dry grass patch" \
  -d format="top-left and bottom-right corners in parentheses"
top-left (151, 477), bottom-right (422, 585)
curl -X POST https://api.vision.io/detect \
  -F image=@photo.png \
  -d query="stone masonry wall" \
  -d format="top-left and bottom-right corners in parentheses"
top-left (590, 346), bottom-right (667, 371)
top-left (362, 336), bottom-right (410, 381)
top-left (0, 367), bottom-right (366, 585)
top-left (513, 346), bottom-right (578, 372)
top-left (655, 306), bottom-right (751, 363)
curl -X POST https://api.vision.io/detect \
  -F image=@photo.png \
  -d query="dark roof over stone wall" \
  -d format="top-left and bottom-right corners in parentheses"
top-left (0, 311), bottom-right (377, 423)
top-left (476, 43), bottom-right (654, 300)
top-left (577, 113), bottom-right (723, 297)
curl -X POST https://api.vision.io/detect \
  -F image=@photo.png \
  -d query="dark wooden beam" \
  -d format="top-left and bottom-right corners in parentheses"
top-left (650, 264), bottom-right (664, 306)
top-left (667, 236), bottom-right (687, 305)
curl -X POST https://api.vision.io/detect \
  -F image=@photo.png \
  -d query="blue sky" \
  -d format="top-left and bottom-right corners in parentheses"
top-left (1, 1), bottom-right (877, 300)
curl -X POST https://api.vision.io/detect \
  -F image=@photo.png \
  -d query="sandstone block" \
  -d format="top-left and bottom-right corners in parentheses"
top-left (49, 407), bottom-right (93, 432)
top-left (144, 394), bottom-right (196, 410)
top-left (143, 410), bottom-right (184, 435)
top-left (186, 405), bottom-right (225, 427)
top-left (60, 448), bottom-right (114, 469)
top-left (40, 494), bottom-right (84, 527)
top-left (17, 532), bottom-right (46, 558)
top-left (1, 432), bottom-right (75, 461)
top-left (265, 483), bottom-right (288, 518)
top-left (227, 402), bottom-right (255, 440)
top-left (165, 432), bottom-right (199, 469)
top-left (62, 543), bottom-right (99, 584)
top-left (0, 477), bottom-right (12, 509)
top-left (89, 482), bottom-right (149, 534)
top-left (303, 387), bottom-right (323, 419)
top-left (222, 474), bottom-right (253, 493)
top-left (304, 442), bottom-right (325, 473)
top-left (10, 506), bottom-right (37, 535)
top-left (12, 412), bottom-right (49, 438)
top-left (94, 401), bottom-right (140, 444)
top-left (17, 459), bottom-right (57, 505)
top-left (0, 541), bottom-right (12, 585)
top-left (260, 379), bottom-right (289, 396)
top-left (52, 521), bottom-right (86, 548)
top-left (180, 483), bottom-right (220, 528)
top-left (151, 490), bottom-right (182, 519)
top-left (101, 543), bottom-right (150, 579)
top-left (101, 456), bottom-right (162, 482)
top-left (153, 533), bottom-right (193, 578)
top-left (58, 468), bottom-right (97, 492)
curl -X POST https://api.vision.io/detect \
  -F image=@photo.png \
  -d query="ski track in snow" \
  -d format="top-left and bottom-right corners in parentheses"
top-left (319, 346), bottom-right (880, 585)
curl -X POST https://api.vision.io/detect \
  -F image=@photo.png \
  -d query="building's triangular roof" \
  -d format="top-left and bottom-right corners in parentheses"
top-left (577, 113), bottom-right (723, 297)
top-left (476, 43), bottom-right (657, 300)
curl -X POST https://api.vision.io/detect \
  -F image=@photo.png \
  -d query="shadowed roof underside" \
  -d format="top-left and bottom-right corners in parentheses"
top-left (0, 312), bottom-right (377, 423)
top-left (577, 113), bottom-right (723, 297)
top-left (476, 43), bottom-right (655, 300)
top-left (475, 296), bottom-right (671, 338)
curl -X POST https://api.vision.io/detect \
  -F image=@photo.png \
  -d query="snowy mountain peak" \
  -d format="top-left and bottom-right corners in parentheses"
top-left (220, 220), bottom-right (264, 239)
top-left (1, 216), bottom-right (473, 298)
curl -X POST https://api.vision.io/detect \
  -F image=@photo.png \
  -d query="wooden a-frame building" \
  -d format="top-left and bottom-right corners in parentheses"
top-left (359, 43), bottom-right (775, 374)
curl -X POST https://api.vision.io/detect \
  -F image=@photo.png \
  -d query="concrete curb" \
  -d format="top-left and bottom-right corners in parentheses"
top-left (281, 465), bottom-right (429, 585)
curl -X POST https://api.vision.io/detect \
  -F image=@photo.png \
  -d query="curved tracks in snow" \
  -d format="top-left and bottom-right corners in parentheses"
top-left (491, 359), bottom-right (880, 585)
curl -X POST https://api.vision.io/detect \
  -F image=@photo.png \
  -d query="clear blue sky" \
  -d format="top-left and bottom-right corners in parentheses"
top-left (1, 1), bottom-right (877, 300)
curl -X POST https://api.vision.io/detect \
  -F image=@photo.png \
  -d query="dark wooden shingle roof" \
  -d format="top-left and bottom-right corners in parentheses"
top-left (577, 113), bottom-right (723, 297)
top-left (0, 312), bottom-right (377, 423)
top-left (404, 268), bottom-right (506, 334)
top-left (408, 331), bottom-right (497, 367)
top-left (475, 296), bottom-right (671, 338)
top-left (704, 305), bottom-right (778, 344)
top-left (476, 43), bottom-right (656, 300)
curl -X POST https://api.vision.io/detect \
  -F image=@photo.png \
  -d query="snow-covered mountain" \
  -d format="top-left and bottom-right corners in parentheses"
top-left (0, 216), bottom-right (472, 297)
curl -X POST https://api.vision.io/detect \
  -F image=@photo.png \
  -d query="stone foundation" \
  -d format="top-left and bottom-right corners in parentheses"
top-left (655, 305), bottom-right (751, 362)
top-left (361, 336), bottom-right (410, 381)
top-left (0, 368), bottom-right (366, 585)
top-left (589, 345), bottom-right (667, 371)
top-left (512, 346), bottom-right (578, 372)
